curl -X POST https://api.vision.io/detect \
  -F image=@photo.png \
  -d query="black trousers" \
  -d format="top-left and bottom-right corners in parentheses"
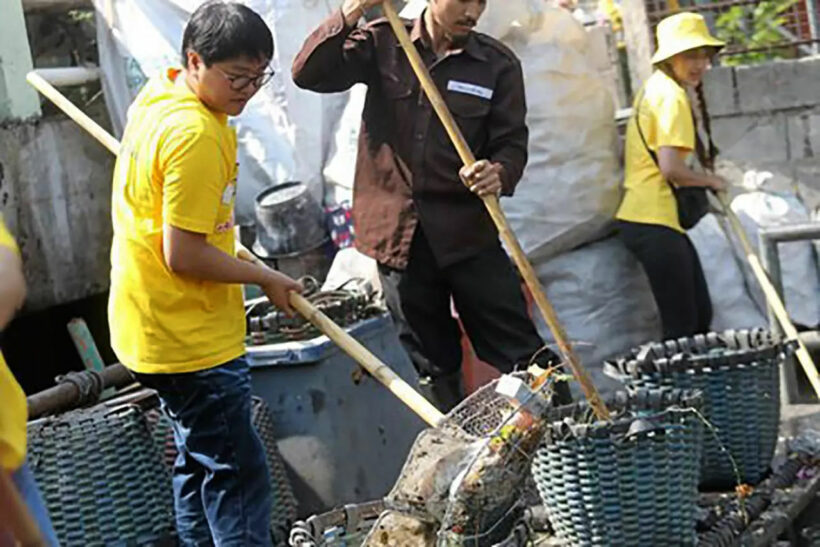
top-left (379, 229), bottom-right (557, 392)
top-left (618, 220), bottom-right (713, 340)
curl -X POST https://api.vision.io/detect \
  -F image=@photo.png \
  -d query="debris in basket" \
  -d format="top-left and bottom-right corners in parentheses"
top-left (373, 372), bottom-right (561, 546)
top-left (363, 511), bottom-right (436, 546)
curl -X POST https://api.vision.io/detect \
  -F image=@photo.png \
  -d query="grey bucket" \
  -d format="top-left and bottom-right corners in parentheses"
top-left (253, 182), bottom-right (328, 258)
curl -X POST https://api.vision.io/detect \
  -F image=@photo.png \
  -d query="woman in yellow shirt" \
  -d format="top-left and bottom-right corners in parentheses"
top-left (616, 12), bottom-right (728, 340)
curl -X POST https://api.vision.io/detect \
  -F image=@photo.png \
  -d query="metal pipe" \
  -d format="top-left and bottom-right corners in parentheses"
top-left (32, 66), bottom-right (100, 87)
top-left (801, 330), bottom-right (820, 355)
top-left (758, 222), bottom-right (820, 404)
top-left (759, 223), bottom-right (820, 244)
top-left (26, 70), bottom-right (120, 154)
top-left (759, 229), bottom-right (796, 404)
top-left (27, 363), bottom-right (135, 420)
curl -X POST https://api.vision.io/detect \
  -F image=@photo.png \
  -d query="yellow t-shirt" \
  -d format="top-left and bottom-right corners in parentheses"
top-left (615, 70), bottom-right (695, 232)
top-left (108, 68), bottom-right (245, 375)
top-left (0, 217), bottom-right (27, 471)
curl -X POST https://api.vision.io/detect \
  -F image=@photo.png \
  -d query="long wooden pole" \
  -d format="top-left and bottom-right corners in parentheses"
top-left (717, 193), bottom-right (820, 398)
top-left (26, 71), bottom-right (121, 155)
top-left (25, 71), bottom-right (446, 426)
top-left (380, 2), bottom-right (610, 420)
top-left (236, 246), bottom-right (445, 426)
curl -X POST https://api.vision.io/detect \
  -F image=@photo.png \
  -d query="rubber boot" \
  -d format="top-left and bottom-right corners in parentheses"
top-left (418, 372), bottom-right (465, 414)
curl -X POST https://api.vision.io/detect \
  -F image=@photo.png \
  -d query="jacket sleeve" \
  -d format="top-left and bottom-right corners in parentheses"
top-left (292, 9), bottom-right (377, 93)
top-left (486, 59), bottom-right (528, 196)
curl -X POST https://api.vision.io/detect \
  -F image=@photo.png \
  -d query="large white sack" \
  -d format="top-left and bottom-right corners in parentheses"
top-left (93, 0), bottom-right (360, 223)
top-left (484, 5), bottom-right (622, 261)
top-left (688, 214), bottom-right (768, 330)
top-left (531, 236), bottom-right (660, 393)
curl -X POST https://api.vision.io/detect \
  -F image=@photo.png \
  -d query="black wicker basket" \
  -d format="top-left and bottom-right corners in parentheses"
top-left (27, 404), bottom-right (175, 546)
top-left (605, 329), bottom-right (788, 489)
top-left (531, 389), bottom-right (703, 546)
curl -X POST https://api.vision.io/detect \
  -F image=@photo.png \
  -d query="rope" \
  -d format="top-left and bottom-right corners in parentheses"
top-left (55, 370), bottom-right (104, 407)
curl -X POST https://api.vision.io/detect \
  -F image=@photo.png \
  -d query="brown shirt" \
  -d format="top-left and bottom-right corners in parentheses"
top-left (293, 10), bottom-right (528, 269)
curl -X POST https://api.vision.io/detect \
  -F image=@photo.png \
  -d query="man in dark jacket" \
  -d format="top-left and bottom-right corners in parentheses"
top-left (293, 0), bottom-right (565, 410)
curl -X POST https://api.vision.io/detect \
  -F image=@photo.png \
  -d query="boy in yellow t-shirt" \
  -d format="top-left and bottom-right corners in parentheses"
top-left (0, 216), bottom-right (59, 545)
top-left (108, 2), bottom-right (300, 544)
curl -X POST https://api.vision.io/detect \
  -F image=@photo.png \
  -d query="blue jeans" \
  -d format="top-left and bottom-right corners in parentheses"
top-left (135, 356), bottom-right (272, 546)
top-left (4, 463), bottom-right (60, 546)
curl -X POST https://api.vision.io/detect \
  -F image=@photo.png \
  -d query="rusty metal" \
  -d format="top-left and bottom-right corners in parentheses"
top-left (27, 363), bottom-right (135, 419)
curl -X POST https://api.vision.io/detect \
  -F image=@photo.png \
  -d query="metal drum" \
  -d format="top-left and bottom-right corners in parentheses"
top-left (253, 182), bottom-right (328, 258)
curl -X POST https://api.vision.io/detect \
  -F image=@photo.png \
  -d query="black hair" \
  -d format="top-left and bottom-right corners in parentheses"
top-left (181, 1), bottom-right (273, 67)
top-left (693, 83), bottom-right (719, 171)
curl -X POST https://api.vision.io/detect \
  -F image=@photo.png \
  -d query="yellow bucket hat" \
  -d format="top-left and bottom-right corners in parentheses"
top-left (651, 12), bottom-right (725, 65)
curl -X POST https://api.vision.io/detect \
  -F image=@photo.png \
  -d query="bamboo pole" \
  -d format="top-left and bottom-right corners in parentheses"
top-left (0, 470), bottom-right (45, 547)
top-left (26, 71), bottom-right (120, 155)
top-left (717, 193), bottom-right (820, 399)
top-left (381, 2), bottom-right (610, 420)
top-left (236, 245), bottom-right (445, 427)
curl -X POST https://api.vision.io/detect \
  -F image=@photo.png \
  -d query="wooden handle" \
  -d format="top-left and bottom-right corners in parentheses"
top-left (289, 292), bottom-right (445, 427)
top-left (26, 71), bottom-right (121, 155)
top-left (381, 3), bottom-right (610, 420)
top-left (0, 469), bottom-right (45, 547)
top-left (237, 244), bottom-right (445, 426)
top-left (718, 193), bottom-right (820, 399)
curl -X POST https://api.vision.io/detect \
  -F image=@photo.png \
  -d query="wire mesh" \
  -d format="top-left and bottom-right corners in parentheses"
top-left (380, 372), bottom-right (563, 546)
top-left (643, 0), bottom-right (820, 62)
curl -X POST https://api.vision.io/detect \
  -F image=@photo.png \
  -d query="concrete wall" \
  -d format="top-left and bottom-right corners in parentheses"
top-left (0, 117), bottom-right (113, 311)
top-left (703, 57), bottom-right (820, 208)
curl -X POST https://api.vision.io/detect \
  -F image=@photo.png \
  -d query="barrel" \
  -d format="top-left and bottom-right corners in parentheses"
top-left (247, 314), bottom-right (426, 516)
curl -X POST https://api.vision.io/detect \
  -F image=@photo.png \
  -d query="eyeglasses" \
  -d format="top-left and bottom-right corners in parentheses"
top-left (214, 66), bottom-right (275, 91)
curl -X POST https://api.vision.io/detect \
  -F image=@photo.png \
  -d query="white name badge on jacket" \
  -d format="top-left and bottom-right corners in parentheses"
top-left (447, 80), bottom-right (494, 100)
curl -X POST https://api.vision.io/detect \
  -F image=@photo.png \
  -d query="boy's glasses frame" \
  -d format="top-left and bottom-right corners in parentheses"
top-left (214, 66), bottom-right (275, 91)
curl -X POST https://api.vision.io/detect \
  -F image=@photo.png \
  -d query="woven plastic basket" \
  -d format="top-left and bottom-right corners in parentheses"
top-left (27, 404), bottom-right (175, 546)
top-left (144, 395), bottom-right (299, 544)
top-left (288, 500), bottom-right (535, 547)
top-left (531, 389), bottom-right (703, 547)
top-left (605, 329), bottom-right (787, 489)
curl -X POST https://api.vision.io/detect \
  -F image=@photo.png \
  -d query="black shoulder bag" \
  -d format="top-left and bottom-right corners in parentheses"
top-left (634, 89), bottom-right (709, 230)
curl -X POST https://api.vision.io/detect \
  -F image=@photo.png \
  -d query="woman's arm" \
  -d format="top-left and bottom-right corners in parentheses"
top-left (658, 146), bottom-right (726, 191)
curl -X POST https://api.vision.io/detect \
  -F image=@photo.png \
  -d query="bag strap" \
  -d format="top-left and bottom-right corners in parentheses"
top-left (634, 87), bottom-right (658, 167)
top-left (634, 85), bottom-right (704, 191)
top-left (634, 87), bottom-right (674, 194)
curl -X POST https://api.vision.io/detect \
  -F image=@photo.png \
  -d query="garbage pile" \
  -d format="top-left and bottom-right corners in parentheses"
top-left (246, 276), bottom-right (384, 345)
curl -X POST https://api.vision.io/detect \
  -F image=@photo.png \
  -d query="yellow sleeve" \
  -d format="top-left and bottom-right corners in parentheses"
top-left (160, 130), bottom-right (228, 234)
top-left (652, 90), bottom-right (695, 152)
top-left (0, 217), bottom-right (18, 253)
